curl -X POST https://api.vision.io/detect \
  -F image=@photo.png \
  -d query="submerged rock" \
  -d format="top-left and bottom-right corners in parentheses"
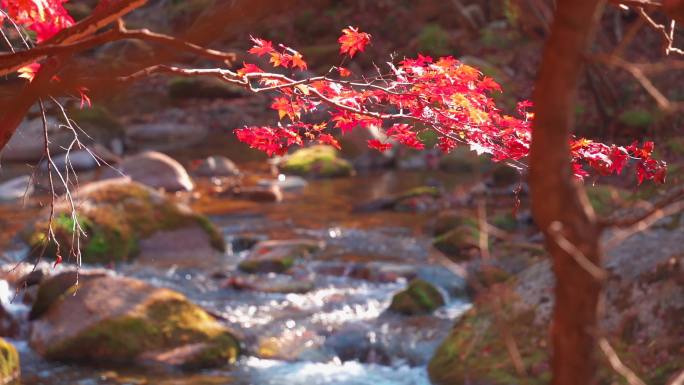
top-left (29, 273), bottom-right (240, 369)
top-left (102, 151), bottom-right (194, 191)
top-left (26, 179), bottom-right (224, 264)
top-left (238, 239), bottom-right (323, 274)
top-left (0, 338), bottom-right (19, 383)
top-left (279, 145), bottom-right (354, 178)
top-left (388, 279), bottom-right (445, 315)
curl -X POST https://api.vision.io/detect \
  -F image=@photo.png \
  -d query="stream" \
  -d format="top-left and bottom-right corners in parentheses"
top-left (0, 169), bottom-right (474, 385)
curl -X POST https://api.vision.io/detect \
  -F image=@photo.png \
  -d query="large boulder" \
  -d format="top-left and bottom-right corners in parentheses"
top-left (429, 226), bottom-right (684, 385)
top-left (26, 178), bottom-right (224, 264)
top-left (0, 338), bottom-right (19, 383)
top-left (0, 117), bottom-right (70, 162)
top-left (388, 279), bottom-right (445, 315)
top-left (29, 273), bottom-right (240, 369)
top-left (278, 145), bottom-right (354, 178)
top-left (238, 239), bottom-right (323, 274)
top-left (102, 151), bottom-right (194, 191)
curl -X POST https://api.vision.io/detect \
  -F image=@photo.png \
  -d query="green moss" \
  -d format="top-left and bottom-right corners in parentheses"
top-left (45, 296), bottom-right (239, 367)
top-left (27, 181), bottom-right (225, 264)
top-left (428, 293), bottom-right (548, 385)
top-left (432, 225), bottom-right (479, 260)
top-left (280, 145), bottom-right (354, 178)
top-left (194, 215), bottom-right (226, 252)
top-left (417, 24), bottom-right (451, 56)
top-left (619, 109), bottom-right (655, 128)
top-left (389, 279), bottom-right (445, 315)
top-left (0, 338), bottom-right (19, 383)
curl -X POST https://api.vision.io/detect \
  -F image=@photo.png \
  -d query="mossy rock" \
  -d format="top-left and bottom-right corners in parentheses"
top-left (29, 274), bottom-right (240, 369)
top-left (432, 225), bottom-right (480, 260)
top-left (428, 291), bottom-right (549, 385)
top-left (279, 145), bottom-right (354, 178)
top-left (388, 279), bottom-right (445, 315)
top-left (26, 179), bottom-right (225, 264)
top-left (433, 210), bottom-right (477, 237)
top-left (238, 239), bottom-right (321, 274)
top-left (167, 77), bottom-right (245, 100)
top-left (0, 338), bottom-right (19, 384)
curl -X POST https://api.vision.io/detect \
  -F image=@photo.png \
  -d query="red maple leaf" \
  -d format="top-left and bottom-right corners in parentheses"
top-left (318, 133), bottom-right (341, 150)
top-left (338, 26), bottom-right (371, 58)
top-left (367, 139), bottom-right (392, 152)
top-left (291, 52), bottom-right (307, 71)
top-left (248, 37), bottom-right (275, 56)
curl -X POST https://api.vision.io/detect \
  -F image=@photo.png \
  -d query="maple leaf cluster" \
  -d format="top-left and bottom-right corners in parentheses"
top-left (0, 0), bottom-right (73, 42)
top-left (234, 28), bottom-right (666, 184)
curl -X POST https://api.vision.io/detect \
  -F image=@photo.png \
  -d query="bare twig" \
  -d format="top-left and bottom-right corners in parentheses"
top-left (548, 221), bottom-right (608, 281)
top-left (598, 338), bottom-right (647, 385)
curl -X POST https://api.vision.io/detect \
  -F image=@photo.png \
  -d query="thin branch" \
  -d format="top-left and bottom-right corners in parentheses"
top-left (600, 185), bottom-right (684, 228)
top-left (598, 338), bottom-right (647, 385)
top-left (548, 221), bottom-right (608, 281)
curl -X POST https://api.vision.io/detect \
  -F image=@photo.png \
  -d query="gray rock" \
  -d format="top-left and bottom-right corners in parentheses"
top-left (39, 145), bottom-right (120, 172)
top-left (1, 117), bottom-right (70, 162)
top-left (102, 151), bottom-right (194, 191)
top-left (0, 175), bottom-right (34, 201)
top-left (194, 156), bottom-right (240, 177)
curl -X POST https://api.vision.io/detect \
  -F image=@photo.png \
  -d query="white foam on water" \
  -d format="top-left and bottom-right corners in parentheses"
top-left (243, 357), bottom-right (432, 385)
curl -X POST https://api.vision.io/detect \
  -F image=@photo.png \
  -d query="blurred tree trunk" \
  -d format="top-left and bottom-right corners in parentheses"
top-left (529, 1), bottom-right (605, 385)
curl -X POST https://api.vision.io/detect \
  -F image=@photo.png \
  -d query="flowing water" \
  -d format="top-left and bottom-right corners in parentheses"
top-left (0, 169), bottom-right (475, 385)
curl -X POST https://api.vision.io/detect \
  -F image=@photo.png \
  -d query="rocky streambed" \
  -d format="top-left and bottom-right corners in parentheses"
top-left (0, 157), bottom-right (479, 385)
top-left (0, 144), bottom-right (681, 385)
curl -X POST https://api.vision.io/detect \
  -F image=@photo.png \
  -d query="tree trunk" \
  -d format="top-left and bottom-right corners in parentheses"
top-left (529, 1), bottom-right (605, 385)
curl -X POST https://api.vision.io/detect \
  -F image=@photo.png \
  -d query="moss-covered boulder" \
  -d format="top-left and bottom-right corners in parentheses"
top-left (0, 338), bottom-right (19, 383)
top-left (26, 179), bottom-right (224, 265)
top-left (388, 279), bottom-right (445, 315)
top-left (432, 225), bottom-right (480, 261)
top-left (429, 290), bottom-right (549, 385)
top-left (238, 239), bottom-right (322, 274)
top-left (279, 145), bottom-right (354, 178)
top-left (29, 273), bottom-right (240, 369)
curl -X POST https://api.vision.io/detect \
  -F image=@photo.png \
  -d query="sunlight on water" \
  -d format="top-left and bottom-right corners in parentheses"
top-left (243, 357), bottom-right (432, 385)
